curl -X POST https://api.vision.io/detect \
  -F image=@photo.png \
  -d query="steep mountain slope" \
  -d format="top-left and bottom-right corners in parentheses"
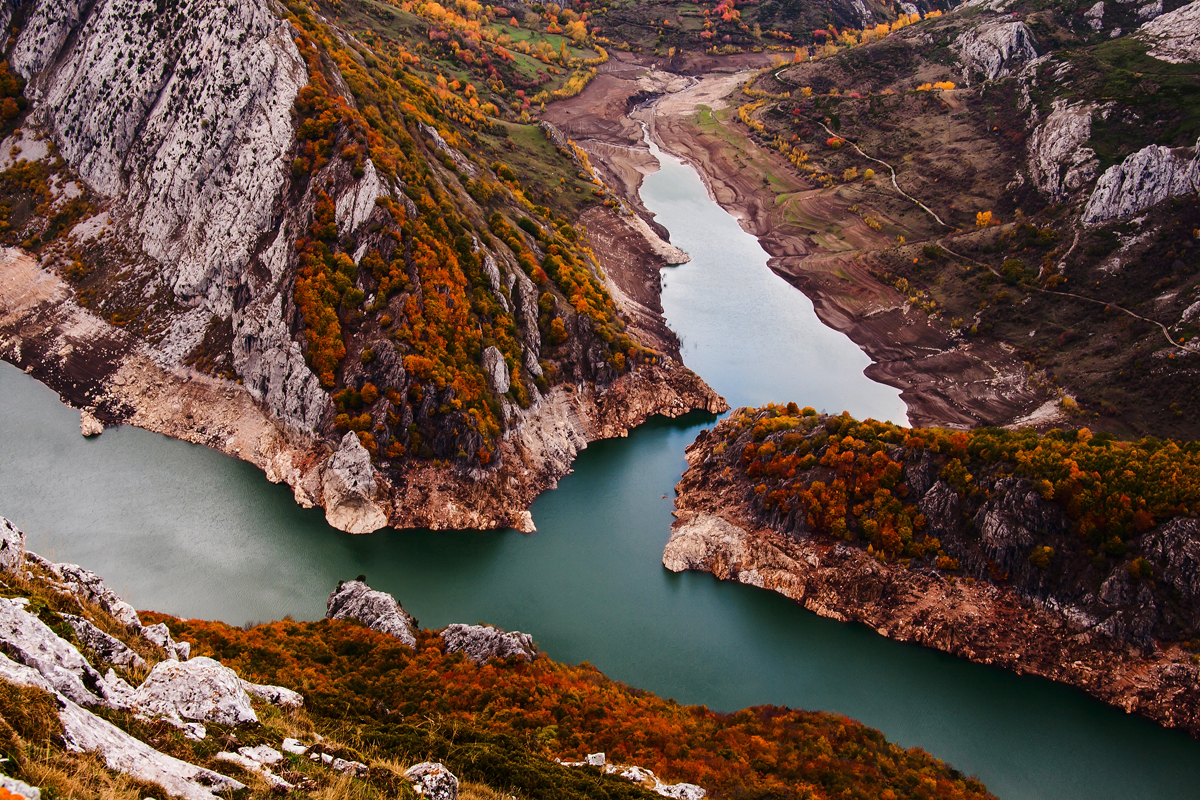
top-left (0, 0), bottom-right (723, 534)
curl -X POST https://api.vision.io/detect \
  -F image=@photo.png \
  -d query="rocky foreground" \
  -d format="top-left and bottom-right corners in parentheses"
top-left (667, 407), bottom-right (1200, 737)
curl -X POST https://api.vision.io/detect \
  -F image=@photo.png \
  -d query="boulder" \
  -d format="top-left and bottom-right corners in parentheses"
top-left (141, 621), bottom-right (191, 661)
top-left (43, 561), bottom-right (143, 630)
top-left (322, 432), bottom-right (389, 534)
top-left (62, 614), bottom-right (147, 669)
top-left (587, 752), bottom-right (606, 767)
top-left (131, 656), bottom-right (258, 727)
top-left (656, 783), bottom-right (707, 800)
top-left (80, 409), bottom-right (103, 436)
top-left (404, 761), bottom-right (459, 800)
top-left (326, 580), bottom-right (418, 647)
top-left (440, 623), bottom-right (535, 663)
top-left (0, 515), bottom-right (24, 573)
top-left (239, 679), bottom-right (304, 709)
top-left (0, 652), bottom-right (244, 800)
top-left (1026, 100), bottom-right (1099, 200)
top-left (481, 346), bottom-right (510, 394)
top-left (0, 597), bottom-right (109, 707)
top-left (0, 776), bottom-right (40, 800)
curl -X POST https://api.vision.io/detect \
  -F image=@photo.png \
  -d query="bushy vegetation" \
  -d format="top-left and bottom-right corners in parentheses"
top-left (145, 612), bottom-right (994, 800)
top-left (719, 404), bottom-right (1200, 566)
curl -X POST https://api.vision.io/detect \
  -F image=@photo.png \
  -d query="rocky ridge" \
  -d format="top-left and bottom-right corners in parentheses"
top-left (0, 0), bottom-right (725, 535)
top-left (667, 411), bottom-right (1200, 736)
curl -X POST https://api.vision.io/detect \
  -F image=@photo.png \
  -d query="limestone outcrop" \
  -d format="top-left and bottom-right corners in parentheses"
top-left (1081, 138), bottom-right (1199, 223)
top-left (61, 614), bottom-right (147, 669)
top-left (1027, 100), bottom-right (1100, 200)
top-left (953, 18), bottom-right (1038, 84)
top-left (130, 657), bottom-right (259, 727)
top-left (1139, 0), bottom-right (1200, 63)
top-left (326, 579), bottom-right (418, 647)
top-left (440, 623), bottom-right (536, 663)
top-left (322, 432), bottom-right (389, 534)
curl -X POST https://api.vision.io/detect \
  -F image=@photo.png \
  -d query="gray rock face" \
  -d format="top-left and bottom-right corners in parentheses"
top-left (14, 0), bottom-right (308, 319)
top-left (1139, 0), bottom-right (1200, 63)
top-left (404, 762), bottom-right (460, 800)
top-left (335, 159), bottom-right (391, 235)
top-left (1138, 518), bottom-right (1200, 627)
top-left (231, 290), bottom-right (330, 432)
top-left (322, 432), bottom-right (388, 534)
top-left (420, 122), bottom-right (477, 177)
top-left (62, 613), bottom-right (147, 669)
top-left (971, 479), bottom-right (1059, 579)
top-left (481, 346), bottom-right (511, 395)
top-left (918, 481), bottom-right (962, 537)
top-left (326, 579), bottom-right (418, 647)
top-left (1027, 100), bottom-right (1099, 200)
top-left (1081, 139), bottom-right (1199, 223)
top-left (131, 656), bottom-right (258, 727)
top-left (1086, 1), bottom-right (1106, 31)
top-left (440, 623), bottom-right (536, 663)
top-left (954, 19), bottom-right (1038, 84)
top-left (0, 652), bottom-right (245, 800)
top-left (0, 597), bottom-right (109, 707)
top-left (0, 515), bottom-right (24, 573)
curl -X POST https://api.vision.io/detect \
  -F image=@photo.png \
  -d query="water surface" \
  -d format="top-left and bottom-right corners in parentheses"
top-left (2, 142), bottom-right (1199, 800)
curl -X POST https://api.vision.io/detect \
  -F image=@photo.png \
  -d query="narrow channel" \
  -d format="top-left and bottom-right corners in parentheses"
top-left (1, 133), bottom-right (1199, 800)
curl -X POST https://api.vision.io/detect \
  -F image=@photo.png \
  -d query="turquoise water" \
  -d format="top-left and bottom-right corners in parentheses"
top-left (2, 144), bottom-right (1199, 799)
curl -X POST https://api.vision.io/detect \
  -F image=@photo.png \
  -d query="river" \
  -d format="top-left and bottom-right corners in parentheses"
top-left (2, 140), bottom-right (1200, 800)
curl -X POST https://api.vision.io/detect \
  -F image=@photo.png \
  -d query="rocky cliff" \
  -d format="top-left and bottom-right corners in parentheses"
top-left (0, 0), bottom-right (725, 533)
top-left (667, 406), bottom-right (1200, 736)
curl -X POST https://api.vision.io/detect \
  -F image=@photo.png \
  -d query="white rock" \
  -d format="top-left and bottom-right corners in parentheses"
top-left (41, 560), bottom-right (142, 629)
top-left (62, 613), bottom-right (147, 669)
top-left (282, 737), bottom-right (309, 754)
top-left (1082, 139), bottom-right (1199, 223)
top-left (655, 783), bottom-right (706, 800)
top-left (141, 621), bottom-right (190, 661)
top-left (481, 346), bottom-right (510, 394)
top-left (239, 744), bottom-right (284, 766)
top-left (1085, 1), bottom-right (1105, 31)
top-left (131, 656), bottom-right (258, 727)
top-left (0, 597), bottom-right (109, 707)
top-left (0, 515), bottom-right (25, 573)
top-left (0, 775), bottom-right (40, 800)
top-left (22, 0), bottom-right (309, 321)
top-left (954, 19), bottom-right (1038, 84)
top-left (440, 623), bottom-right (535, 663)
top-left (79, 409), bottom-right (103, 436)
top-left (239, 678), bottom-right (304, 708)
top-left (1138, 0), bottom-right (1200, 63)
top-left (420, 123), bottom-right (477, 177)
top-left (231, 288), bottom-right (330, 433)
top-left (0, 652), bottom-right (245, 800)
top-left (587, 752), bottom-right (606, 767)
top-left (326, 579), bottom-right (417, 647)
top-left (404, 761), bottom-right (459, 800)
top-left (335, 158), bottom-right (389, 235)
top-left (322, 432), bottom-right (389, 534)
top-left (1027, 100), bottom-right (1099, 200)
